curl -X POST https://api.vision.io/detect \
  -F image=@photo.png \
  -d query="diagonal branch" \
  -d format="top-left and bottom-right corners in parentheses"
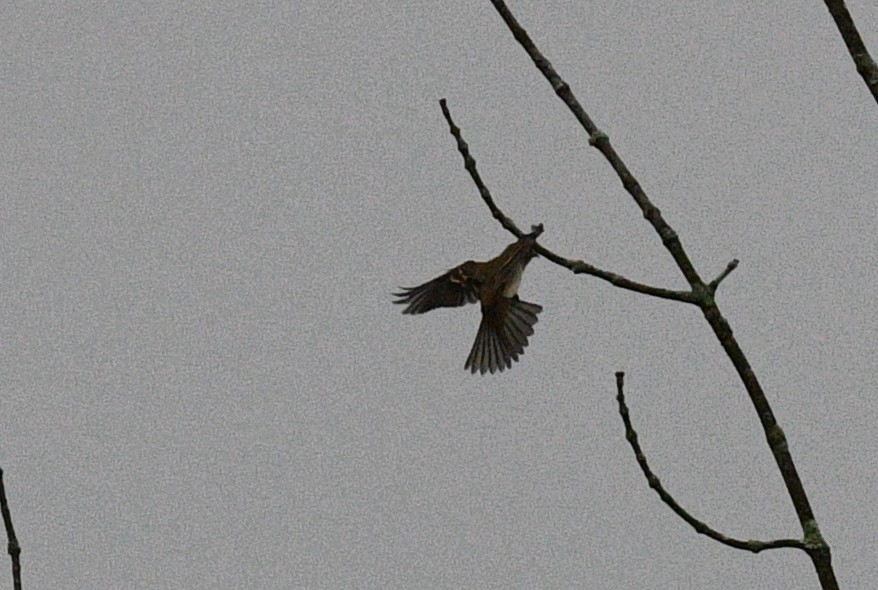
top-left (614, 373), bottom-right (805, 553)
top-left (438, 99), bottom-right (524, 238)
top-left (539, 249), bottom-right (698, 303)
top-left (822, 0), bottom-right (878, 105)
top-left (0, 469), bottom-right (21, 590)
top-left (483, 2), bottom-right (838, 588)
top-left (439, 99), bottom-right (697, 304)
top-left (488, 0), bottom-right (703, 289)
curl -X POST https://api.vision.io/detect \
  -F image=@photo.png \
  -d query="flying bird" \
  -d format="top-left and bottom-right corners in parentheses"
top-left (394, 225), bottom-right (543, 374)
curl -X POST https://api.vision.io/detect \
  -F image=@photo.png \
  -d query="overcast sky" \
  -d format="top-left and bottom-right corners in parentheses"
top-left (3, 2), bottom-right (877, 588)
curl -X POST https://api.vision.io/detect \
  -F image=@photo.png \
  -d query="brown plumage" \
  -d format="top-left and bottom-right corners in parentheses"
top-left (394, 225), bottom-right (543, 374)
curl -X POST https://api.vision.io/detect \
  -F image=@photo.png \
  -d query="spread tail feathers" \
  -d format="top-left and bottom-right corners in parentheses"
top-left (464, 299), bottom-right (542, 374)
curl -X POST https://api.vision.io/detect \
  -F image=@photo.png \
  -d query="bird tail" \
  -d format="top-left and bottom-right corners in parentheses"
top-left (464, 298), bottom-right (542, 374)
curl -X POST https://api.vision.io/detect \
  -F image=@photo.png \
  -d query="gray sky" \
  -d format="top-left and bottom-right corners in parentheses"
top-left (3, 2), bottom-right (877, 588)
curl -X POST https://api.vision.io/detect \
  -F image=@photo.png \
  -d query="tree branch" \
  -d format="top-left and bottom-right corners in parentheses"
top-left (613, 373), bottom-right (805, 553)
top-left (483, 2), bottom-right (838, 588)
top-left (822, 0), bottom-right (878, 105)
top-left (487, 0), bottom-right (704, 289)
top-left (439, 99), bottom-right (697, 304)
top-left (0, 469), bottom-right (21, 590)
top-left (439, 99), bottom-right (523, 238)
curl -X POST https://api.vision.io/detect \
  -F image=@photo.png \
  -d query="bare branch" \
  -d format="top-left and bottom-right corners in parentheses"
top-left (822, 0), bottom-right (878, 105)
top-left (0, 469), bottom-right (21, 590)
top-left (537, 247), bottom-right (698, 304)
top-left (439, 99), bottom-right (524, 238)
top-left (613, 373), bottom-right (805, 553)
top-left (487, 0), bottom-right (704, 289)
top-left (439, 99), bottom-right (696, 304)
top-left (485, 3), bottom-right (838, 587)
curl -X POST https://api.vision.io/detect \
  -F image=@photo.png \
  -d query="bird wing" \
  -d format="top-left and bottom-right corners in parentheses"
top-left (393, 263), bottom-right (479, 314)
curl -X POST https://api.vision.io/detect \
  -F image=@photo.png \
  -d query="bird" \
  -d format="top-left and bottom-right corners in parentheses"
top-left (394, 224), bottom-right (544, 374)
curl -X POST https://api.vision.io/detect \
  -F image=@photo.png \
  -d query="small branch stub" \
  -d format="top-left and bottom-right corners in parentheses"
top-left (708, 259), bottom-right (739, 293)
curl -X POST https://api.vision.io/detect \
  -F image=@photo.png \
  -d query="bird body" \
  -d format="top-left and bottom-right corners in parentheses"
top-left (394, 225), bottom-right (543, 374)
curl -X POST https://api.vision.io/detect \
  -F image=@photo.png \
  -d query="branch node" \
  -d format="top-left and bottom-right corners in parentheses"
top-left (588, 130), bottom-right (608, 146)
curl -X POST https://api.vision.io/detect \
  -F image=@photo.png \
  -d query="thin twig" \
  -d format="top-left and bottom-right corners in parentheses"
top-left (614, 373), bottom-right (804, 553)
top-left (0, 469), bottom-right (22, 590)
top-left (708, 259), bottom-right (739, 293)
top-left (537, 247), bottom-right (698, 303)
top-left (439, 99), bottom-right (523, 237)
top-left (439, 99), bottom-right (696, 304)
